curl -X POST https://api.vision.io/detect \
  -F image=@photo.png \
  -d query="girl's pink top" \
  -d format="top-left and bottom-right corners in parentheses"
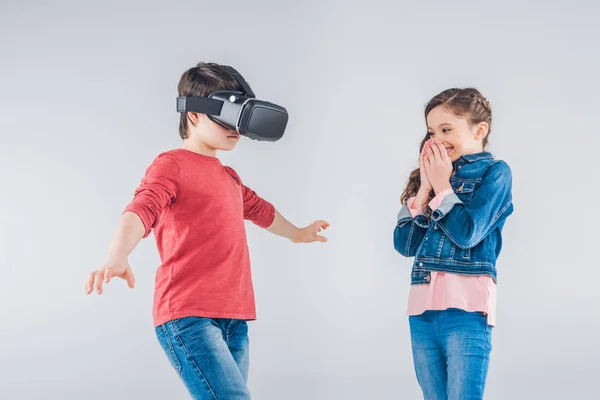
top-left (406, 189), bottom-right (497, 326)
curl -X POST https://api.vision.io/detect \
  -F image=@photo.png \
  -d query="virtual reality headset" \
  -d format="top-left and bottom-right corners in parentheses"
top-left (176, 66), bottom-right (288, 142)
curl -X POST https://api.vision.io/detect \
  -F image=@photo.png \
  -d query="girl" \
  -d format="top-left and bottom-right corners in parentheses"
top-left (394, 88), bottom-right (514, 400)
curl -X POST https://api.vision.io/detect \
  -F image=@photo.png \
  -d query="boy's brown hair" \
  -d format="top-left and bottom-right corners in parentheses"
top-left (177, 62), bottom-right (241, 139)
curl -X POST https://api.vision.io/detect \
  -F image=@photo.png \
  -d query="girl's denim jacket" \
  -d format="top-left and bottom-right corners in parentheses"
top-left (394, 152), bottom-right (514, 284)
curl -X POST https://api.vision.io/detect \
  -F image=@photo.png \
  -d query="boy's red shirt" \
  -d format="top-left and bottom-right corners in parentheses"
top-left (124, 149), bottom-right (275, 326)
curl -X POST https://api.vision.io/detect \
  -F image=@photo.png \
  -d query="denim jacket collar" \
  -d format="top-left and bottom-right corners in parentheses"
top-left (453, 152), bottom-right (493, 168)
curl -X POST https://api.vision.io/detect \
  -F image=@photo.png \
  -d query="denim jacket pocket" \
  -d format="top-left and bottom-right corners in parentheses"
top-left (451, 180), bottom-right (476, 204)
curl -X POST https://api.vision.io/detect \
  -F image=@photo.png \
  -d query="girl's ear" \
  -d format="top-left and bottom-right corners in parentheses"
top-left (474, 122), bottom-right (489, 141)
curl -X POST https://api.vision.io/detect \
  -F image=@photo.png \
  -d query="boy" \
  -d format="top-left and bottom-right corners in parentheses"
top-left (85, 62), bottom-right (329, 399)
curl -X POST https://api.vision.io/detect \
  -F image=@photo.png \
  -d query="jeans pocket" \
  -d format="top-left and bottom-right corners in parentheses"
top-left (156, 325), bottom-right (182, 375)
top-left (173, 317), bottom-right (223, 358)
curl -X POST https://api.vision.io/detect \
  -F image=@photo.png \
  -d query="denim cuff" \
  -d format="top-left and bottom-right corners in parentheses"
top-left (431, 192), bottom-right (463, 221)
top-left (397, 204), bottom-right (414, 223)
top-left (414, 214), bottom-right (430, 228)
top-left (398, 203), bottom-right (430, 229)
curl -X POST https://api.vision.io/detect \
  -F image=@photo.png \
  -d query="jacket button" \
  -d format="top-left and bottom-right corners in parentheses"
top-left (425, 237), bottom-right (428, 240)
top-left (419, 262), bottom-right (423, 267)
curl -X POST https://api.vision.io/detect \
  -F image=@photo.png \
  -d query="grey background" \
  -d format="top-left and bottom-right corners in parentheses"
top-left (1, 0), bottom-right (599, 399)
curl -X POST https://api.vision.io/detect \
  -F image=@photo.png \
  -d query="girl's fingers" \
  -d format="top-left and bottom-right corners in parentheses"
top-left (425, 152), bottom-right (433, 166)
top-left (423, 142), bottom-right (430, 156)
top-left (424, 148), bottom-right (432, 164)
top-left (430, 141), bottom-right (442, 161)
top-left (436, 142), bottom-right (450, 163)
top-left (421, 155), bottom-right (429, 174)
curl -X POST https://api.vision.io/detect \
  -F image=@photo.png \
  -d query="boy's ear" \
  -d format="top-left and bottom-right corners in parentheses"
top-left (187, 112), bottom-right (206, 127)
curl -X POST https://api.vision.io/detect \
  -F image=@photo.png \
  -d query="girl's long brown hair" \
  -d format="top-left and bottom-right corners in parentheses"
top-left (401, 88), bottom-right (492, 214)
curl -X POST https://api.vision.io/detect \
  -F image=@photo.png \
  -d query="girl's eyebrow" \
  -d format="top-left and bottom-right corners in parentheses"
top-left (427, 123), bottom-right (453, 130)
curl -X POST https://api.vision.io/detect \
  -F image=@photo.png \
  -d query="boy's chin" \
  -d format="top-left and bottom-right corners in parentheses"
top-left (215, 142), bottom-right (238, 151)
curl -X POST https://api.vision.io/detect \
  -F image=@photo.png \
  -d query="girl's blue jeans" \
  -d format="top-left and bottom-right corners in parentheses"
top-left (409, 308), bottom-right (492, 400)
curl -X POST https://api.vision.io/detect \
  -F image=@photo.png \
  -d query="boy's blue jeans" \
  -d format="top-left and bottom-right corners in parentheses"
top-left (409, 309), bottom-right (492, 400)
top-left (155, 317), bottom-right (251, 400)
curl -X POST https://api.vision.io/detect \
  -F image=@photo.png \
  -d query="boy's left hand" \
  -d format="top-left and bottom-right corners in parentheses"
top-left (293, 220), bottom-right (330, 243)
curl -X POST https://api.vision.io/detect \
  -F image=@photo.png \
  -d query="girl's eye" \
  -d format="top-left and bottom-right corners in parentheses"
top-left (442, 128), bottom-right (451, 133)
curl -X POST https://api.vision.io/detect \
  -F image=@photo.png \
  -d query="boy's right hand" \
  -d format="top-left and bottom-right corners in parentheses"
top-left (85, 258), bottom-right (136, 295)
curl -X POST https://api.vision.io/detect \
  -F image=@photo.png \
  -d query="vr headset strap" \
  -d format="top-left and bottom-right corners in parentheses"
top-left (223, 66), bottom-right (255, 98)
top-left (177, 96), bottom-right (224, 116)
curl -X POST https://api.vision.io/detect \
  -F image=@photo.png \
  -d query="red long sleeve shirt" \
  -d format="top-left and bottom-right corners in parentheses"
top-left (124, 149), bottom-right (275, 327)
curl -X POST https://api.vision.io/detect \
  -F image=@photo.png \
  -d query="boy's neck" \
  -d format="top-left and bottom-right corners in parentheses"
top-left (181, 140), bottom-right (218, 158)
